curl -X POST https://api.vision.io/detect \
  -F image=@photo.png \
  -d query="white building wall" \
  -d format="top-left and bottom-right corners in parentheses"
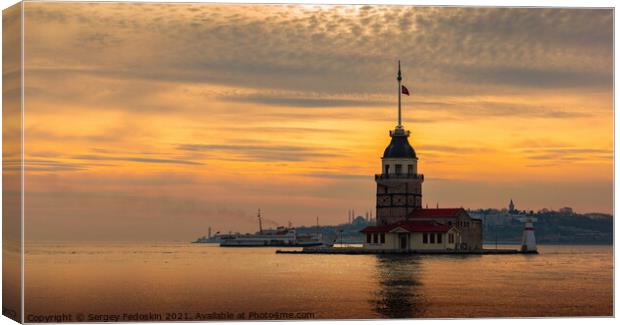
top-left (381, 158), bottom-right (418, 175)
top-left (363, 233), bottom-right (399, 250)
top-left (410, 231), bottom-right (458, 250)
top-left (363, 230), bottom-right (460, 251)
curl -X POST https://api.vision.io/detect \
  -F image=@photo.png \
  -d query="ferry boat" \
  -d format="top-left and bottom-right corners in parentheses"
top-left (219, 210), bottom-right (326, 247)
top-left (192, 233), bottom-right (236, 244)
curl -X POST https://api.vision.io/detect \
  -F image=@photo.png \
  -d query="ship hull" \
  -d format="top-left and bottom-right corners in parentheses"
top-left (220, 241), bottom-right (325, 247)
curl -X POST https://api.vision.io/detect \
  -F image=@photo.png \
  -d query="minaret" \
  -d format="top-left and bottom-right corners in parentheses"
top-left (375, 61), bottom-right (424, 226)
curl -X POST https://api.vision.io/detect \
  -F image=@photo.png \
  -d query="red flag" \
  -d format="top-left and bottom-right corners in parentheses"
top-left (401, 85), bottom-right (410, 96)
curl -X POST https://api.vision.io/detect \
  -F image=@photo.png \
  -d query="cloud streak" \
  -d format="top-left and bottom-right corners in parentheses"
top-left (453, 65), bottom-right (612, 89)
top-left (177, 143), bottom-right (344, 162)
top-left (221, 94), bottom-right (390, 108)
top-left (520, 147), bottom-right (613, 163)
top-left (71, 155), bottom-right (203, 166)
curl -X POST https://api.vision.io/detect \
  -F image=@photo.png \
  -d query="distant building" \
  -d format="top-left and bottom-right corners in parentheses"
top-left (471, 210), bottom-right (507, 228)
top-left (559, 207), bottom-right (574, 214)
top-left (352, 216), bottom-right (368, 227)
top-left (361, 62), bottom-right (482, 252)
top-left (509, 199), bottom-right (516, 214)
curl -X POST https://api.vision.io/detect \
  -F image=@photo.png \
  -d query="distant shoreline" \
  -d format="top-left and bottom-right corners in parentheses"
top-left (482, 242), bottom-right (613, 246)
top-left (22, 241), bottom-right (614, 247)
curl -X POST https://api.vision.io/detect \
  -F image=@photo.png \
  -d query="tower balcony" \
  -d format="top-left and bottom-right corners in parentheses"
top-left (389, 128), bottom-right (411, 137)
top-left (375, 173), bottom-right (424, 181)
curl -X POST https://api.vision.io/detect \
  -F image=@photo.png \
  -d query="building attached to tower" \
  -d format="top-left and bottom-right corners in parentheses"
top-left (362, 62), bottom-right (482, 252)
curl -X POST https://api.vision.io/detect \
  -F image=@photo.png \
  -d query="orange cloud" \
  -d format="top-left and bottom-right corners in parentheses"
top-left (19, 3), bottom-right (613, 241)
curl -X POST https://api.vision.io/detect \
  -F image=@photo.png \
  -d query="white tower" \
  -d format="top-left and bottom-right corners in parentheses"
top-left (519, 216), bottom-right (538, 253)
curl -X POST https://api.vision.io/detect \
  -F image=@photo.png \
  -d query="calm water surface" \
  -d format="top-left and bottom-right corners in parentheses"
top-left (24, 243), bottom-right (613, 319)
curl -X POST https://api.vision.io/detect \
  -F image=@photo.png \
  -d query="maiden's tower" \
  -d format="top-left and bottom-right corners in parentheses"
top-left (362, 62), bottom-right (483, 252)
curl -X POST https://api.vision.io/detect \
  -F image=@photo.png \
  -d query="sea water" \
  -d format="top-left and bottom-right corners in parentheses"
top-left (23, 243), bottom-right (613, 319)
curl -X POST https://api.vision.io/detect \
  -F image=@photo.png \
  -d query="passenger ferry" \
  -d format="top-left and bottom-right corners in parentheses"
top-left (219, 210), bottom-right (326, 247)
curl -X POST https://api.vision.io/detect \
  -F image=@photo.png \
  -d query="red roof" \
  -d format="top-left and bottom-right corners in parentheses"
top-left (397, 221), bottom-right (451, 232)
top-left (361, 220), bottom-right (452, 233)
top-left (409, 208), bottom-right (464, 218)
top-left (359, 224), bottom-right (394, 233)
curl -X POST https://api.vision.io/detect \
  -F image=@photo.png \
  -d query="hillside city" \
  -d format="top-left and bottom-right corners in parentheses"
top-left (292, 201), bottom-right (612, 245)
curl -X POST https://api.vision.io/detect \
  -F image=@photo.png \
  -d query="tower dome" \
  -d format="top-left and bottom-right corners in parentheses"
top-left (382, 131), bottom-right (417, 159)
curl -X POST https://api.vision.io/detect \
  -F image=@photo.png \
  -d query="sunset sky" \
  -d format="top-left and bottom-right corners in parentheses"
top-left (19, 2), bottom-right (613, 241)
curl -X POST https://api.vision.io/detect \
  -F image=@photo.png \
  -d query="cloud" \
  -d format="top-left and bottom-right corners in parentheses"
top-left (417, 144), bottom-right (494, 154)
top-left (221, 94), bottom-right (390, 108)
top-left (513, 139), bottom-right (573, 149)
top-left (71, 154), bottom-right (203, 165)
top-left (23, 4), bottom-right (612, 96)
top-left (412, 99), bottom-right (592, 119)
top-left (294, 173), bottom-right (372, 181)
top-left (76, 32), bottom-right (123, 49)
top-left (177, 143), bottom-right (343, 162)
top-left (249, 126), bottom-right (347, 134)
top-left (520, 147), bottom-right (613, 163)
top-left (453, 65), bottom-right (612, 89)
top-left (6, 158), bottom-right (119, 172)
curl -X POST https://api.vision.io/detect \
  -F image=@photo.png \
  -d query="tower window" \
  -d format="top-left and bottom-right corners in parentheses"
top-left (437, 234), bottom-right (443, 244)
top-left (373, 233), bottom-right (378, 243)
top-left (448, 234), bottom-right (454, 244)
top-left (380, 233), bottom-right (385, 244)
top-left (430, 233), bottom-right (435, 244)
top-left (408, 164), bottom-right (413, 175)
top-left (423, 233), bottom-right (428, 244)
top-left (384, 165), bottom-right (390, 175)
top-left (395, 164), bottom-right (402, 175)
top-left (367, 233), bottom-right (372, 243)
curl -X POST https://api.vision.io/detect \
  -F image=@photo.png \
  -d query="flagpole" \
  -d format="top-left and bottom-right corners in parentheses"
top-left (397, 60), bottom-right (402, 127)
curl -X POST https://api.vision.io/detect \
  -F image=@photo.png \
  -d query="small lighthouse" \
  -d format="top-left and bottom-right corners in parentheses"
top-left (519, 215), bottom-right (538, 253)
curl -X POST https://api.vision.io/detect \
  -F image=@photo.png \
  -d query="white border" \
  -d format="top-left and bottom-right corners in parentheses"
top-left (0, 1), bottom-right (616, 325)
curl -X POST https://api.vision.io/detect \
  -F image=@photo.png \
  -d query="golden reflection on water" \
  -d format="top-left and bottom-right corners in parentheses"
top-left (371, 255), bottom-right (425, 318)
top-left (24, 243), bottom-right (612, 320)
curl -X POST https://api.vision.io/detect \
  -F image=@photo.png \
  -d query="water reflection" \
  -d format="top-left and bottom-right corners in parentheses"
top-left (371, 255), bottom-right (426, 318)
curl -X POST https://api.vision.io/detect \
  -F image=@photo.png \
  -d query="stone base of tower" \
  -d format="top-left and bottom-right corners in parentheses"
top-left (376, 208), bottom-right (414, 225)
top-left (375, 174), bottom-right (423, 226)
